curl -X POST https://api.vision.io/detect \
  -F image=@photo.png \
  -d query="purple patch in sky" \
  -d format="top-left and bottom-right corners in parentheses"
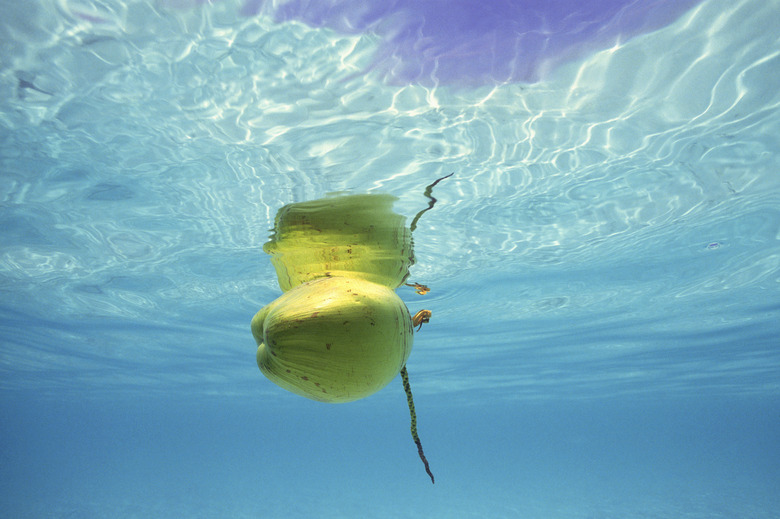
top-left (269, 0), bottom-right (704, 85)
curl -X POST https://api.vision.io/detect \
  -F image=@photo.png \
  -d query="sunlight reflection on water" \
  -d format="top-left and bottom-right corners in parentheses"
top-left (0, 0), bottom-right (779, 402)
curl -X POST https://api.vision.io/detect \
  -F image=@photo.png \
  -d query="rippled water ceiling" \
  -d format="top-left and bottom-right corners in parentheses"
top-left (1, 0), bottom-right (778, 403)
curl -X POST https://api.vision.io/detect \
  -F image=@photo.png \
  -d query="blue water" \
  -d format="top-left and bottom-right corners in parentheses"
top-left (2, 0), bottom-right (780, 517)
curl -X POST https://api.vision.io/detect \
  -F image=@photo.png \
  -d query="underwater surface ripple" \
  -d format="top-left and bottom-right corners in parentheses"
top-left (1, 0), bottom-right (779, 403)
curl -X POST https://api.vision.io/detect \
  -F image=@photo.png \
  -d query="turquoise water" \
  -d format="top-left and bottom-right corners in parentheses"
top-left (2, 0), bottom-right (780, 517)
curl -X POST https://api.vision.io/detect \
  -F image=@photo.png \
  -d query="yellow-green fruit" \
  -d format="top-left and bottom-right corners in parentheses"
top-left (252, 276), bottom-right (414, 403)
top-left (263, 194), bottom-right (413, 291)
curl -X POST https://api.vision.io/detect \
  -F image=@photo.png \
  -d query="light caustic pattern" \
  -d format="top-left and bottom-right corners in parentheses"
top-left (0, 0), bottom-right (779, 401)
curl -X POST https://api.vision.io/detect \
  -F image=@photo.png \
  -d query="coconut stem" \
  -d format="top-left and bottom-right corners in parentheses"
top-left (400, 366), bottom-right (434, 484)
top-left (409, 172), bottom-right (453, 232)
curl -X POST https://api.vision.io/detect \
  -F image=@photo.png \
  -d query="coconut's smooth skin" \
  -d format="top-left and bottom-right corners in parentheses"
top-left (252, 276), bottom-right (414, 403)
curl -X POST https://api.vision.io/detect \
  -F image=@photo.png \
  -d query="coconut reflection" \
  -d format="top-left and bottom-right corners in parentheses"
top-left (263, 193), bottom-right (414, 292)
